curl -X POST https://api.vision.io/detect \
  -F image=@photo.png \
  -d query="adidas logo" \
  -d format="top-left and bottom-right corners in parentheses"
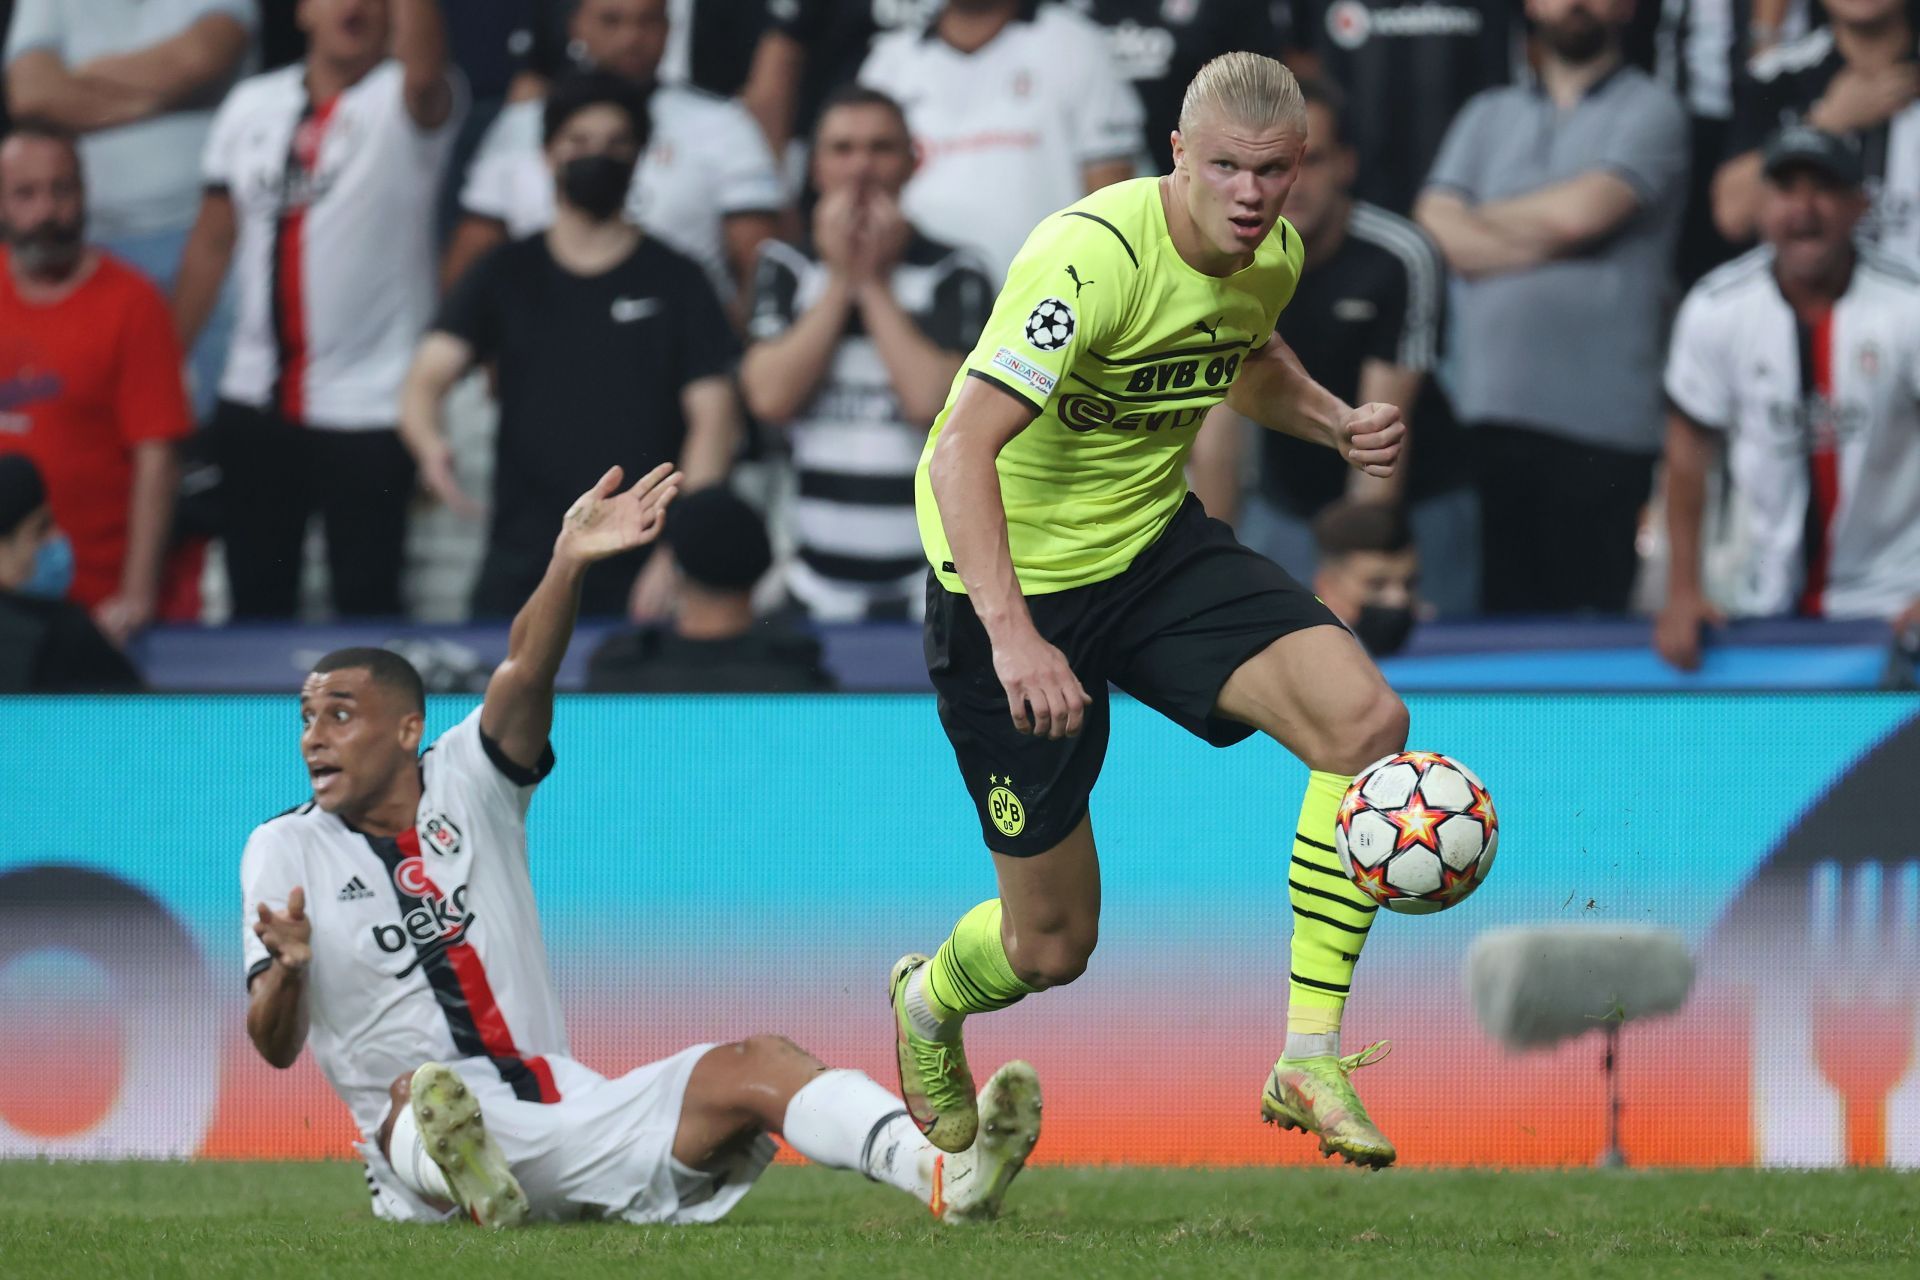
top-left (338, 876), bottom-right (375, 902)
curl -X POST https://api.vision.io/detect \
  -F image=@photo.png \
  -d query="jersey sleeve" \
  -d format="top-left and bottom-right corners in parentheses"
top-left (921, 252), bottom-right (996, 354)
top-left (745, 242), bottom-right (803, 344)
top-left (430, 706), bottom-right (554, 824)
top-left (201, 81), bottom-right (251, 190)
top-left (1596, 84), bottom-right (1688, 207)
top-left (1664, 286), bottom-right (1734, 431)
top-left (240, 823), bottom-right (302, 988)
top-left (460, 107), bottom-right (526, 221)
top-left (3, 0), bottom-right (62, 61)
top-left (709, 99), bottom-right (785, 216)
top-left (433, 244), bottom-right (504, 358)
top-left (1374, 225), bottom-right (1444, 372)
top-left (1255, 219), bottom-right (1308, 350)
top-left (1420, 91), bottom-right (1499, 203)
top-left (957, 211), bottom-right (1137, 413)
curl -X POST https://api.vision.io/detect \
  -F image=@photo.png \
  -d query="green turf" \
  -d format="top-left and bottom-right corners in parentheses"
top-left (0, 1161), bottom-right (1914, 1278)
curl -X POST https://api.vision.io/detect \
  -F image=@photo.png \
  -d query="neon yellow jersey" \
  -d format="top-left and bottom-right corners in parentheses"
top-left (916, 176), bottom-right (1305, 595)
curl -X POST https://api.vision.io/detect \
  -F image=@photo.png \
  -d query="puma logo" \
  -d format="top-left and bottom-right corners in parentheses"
top-left (1065, 264), bottom-right (1094, 296)
top-left (1193, 317), bottom-right (1221, 341)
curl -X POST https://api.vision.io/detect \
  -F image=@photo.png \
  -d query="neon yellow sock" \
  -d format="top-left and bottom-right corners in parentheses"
top-left (922, 899), bottom-right (1036, 1022)
top-left (1287, 769), bottom-right (1378, 1036)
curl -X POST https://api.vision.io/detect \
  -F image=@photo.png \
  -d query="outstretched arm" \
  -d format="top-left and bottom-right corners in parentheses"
top-left (480, 464), bottom-right (681, 767)
top-left (247, 887), bottom-right (311, 1069)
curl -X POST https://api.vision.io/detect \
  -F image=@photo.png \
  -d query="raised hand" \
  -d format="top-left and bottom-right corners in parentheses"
top-left (254, 886), bottom-right (313, 973)
top-left (554, 463), bottom-right (682, 566)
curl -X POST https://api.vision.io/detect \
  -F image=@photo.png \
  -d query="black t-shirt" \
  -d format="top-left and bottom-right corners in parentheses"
top-left (0, 590), bottom-right (143, 693)
top-left (585, 620), bottom-right (837, 692)
top-left (1074, 0), bottom-right (1283, 171)
top-left (765, 0), bottom-right (945, 142)
top-left (1286, 0), bottom-right (1522, 214)
top-left (1264, 202), bottom-right (1464, 512)
top-left (435, 235), bottom-right (739, 561)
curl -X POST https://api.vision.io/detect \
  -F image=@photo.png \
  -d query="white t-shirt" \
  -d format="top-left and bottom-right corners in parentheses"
top-left (460, 86), bottom-right (783, 300)
top-left (204, 61), bottom-right (460, 429)
top-left (4, 0), bottom-right (257, 239)
top-left (1665, 246), bottom-right (1920, 619)
top-left (859, 6), bottom-right (1145, 281)
top-left (240, 709), bottom-right (568, 1139)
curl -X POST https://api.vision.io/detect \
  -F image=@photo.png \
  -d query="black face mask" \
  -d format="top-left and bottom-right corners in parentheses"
top-left (1353, 604), bottom-right (1416, 656)
top-left (560, 154), bottom-right (636, 221)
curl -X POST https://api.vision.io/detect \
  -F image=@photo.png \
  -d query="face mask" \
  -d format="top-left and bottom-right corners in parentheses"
top-left (21, 532), bottom-right (74, 599)
top-left (1353, 603), bottom-right (1415, 657)
top-left (560, 154), bottom-right (636, 222)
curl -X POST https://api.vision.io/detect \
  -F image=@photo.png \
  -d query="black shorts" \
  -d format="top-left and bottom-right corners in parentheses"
top-left (925, 494), bottom-right (1342, 855)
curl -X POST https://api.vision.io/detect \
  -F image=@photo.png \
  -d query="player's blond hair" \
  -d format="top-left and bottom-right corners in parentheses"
top-left (1177, 52), bottom-right (1305, 137)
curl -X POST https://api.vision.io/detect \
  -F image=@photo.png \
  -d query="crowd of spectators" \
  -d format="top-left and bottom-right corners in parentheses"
top-left (2, 0), bottom-right (1919, 692)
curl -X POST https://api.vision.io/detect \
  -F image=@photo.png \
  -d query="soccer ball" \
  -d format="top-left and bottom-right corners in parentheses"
top-left (1024, 297), bottom-right (1075, 351)
top-left (1334, 751), bottom-right (1498, 915)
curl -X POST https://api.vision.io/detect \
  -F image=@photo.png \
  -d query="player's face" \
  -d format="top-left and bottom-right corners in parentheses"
top-left (298, 668), bottom-right (423, 816)
top-left (1173, 114), bottom-right (1305, 261)
top-left (298, 0), bottom-right (391, 68)
top-left (1760, 168), bottom-right (1867, 282)
top-left (0, 135), bottom-right (85, 276)
top-left (811, 104), bottom-right (916, 200)
top-left (1284, 101), bottom-right (1355, 244)
top-left (572, 0), bottom-right (669, 83)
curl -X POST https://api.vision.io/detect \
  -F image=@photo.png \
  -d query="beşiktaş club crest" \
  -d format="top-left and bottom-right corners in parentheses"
top-left (422, 814), bottom-right (463, 857)
top-left (1025, 298), bottom-right (1075, 351)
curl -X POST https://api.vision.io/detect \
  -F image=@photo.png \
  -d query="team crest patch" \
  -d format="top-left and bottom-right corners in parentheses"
top-left (986, 775), bottom-right (1026, 838)
top-left (991, 346), bottom-right (1058, 397)
top-left (1024, 298), bottom-right (1075, 352)
top-left (422, 814), bottom-right (462, 856)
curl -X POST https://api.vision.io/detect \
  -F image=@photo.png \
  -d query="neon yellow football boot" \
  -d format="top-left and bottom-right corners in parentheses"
top-left (890, 953), bottom-right (978, 1153)
top-left (1260, 1041), bottom-right (1397, 1168)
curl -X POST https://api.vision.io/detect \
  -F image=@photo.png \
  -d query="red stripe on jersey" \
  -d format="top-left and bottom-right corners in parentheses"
top-left (526, 1056), bottom-right (560, 1104)
top-left (1800, 308), bottom-right (1840, 616)
top-left (273, 96), bottom-right (340, 422)
top-left (398, 827), bottom-right (561, 1103)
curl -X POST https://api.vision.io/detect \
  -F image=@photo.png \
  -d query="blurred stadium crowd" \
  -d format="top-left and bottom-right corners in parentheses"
top-left (3, 0), bottom-right (1919, 691)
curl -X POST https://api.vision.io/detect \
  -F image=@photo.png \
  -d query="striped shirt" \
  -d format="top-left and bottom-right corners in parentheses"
top-left (748, 231), bottom-right (992, 619)
top-left (1666, 246), bottom-right (1920, 620)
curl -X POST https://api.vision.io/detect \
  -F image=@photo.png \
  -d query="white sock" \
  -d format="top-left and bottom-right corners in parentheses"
top-left (781, 1069), bottom-right (936, 1200)
top-left (1284, 1031), bottom-right (1342, 1060)
top-left (905, 967), bottom-right (959, 1041)
top-left (386, 1104), bottom-right (453, 1201)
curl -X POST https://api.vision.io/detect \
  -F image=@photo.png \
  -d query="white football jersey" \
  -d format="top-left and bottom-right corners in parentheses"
top-left (858, 6), bottom-right (1145, 280)
top-left (241, 709), bottom-right (568, 1139)
top-left (204, 61), bottom-right (460, 429)
top-left (1665, 246), bottom-right (1920, 619)
top-left (459, 86), bottom-right (783, 300)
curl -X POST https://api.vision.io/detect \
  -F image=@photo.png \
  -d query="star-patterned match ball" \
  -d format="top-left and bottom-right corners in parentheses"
top-left (1334, 751), bottom-right (1498, 915)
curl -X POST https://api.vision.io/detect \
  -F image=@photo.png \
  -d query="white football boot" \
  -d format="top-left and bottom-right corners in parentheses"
top-left (932, 1059), bottom-right (1043, 1224)
top-left (408, 1062), bottom-right (531, 1228)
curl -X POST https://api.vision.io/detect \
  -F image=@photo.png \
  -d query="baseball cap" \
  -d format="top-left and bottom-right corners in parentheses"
top-left (1762, 126), bottom-right (1864, 188)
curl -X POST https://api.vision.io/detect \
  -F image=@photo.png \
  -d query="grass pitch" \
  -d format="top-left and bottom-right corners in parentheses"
top-left (0, 1161), bottom-right (1913, 1279)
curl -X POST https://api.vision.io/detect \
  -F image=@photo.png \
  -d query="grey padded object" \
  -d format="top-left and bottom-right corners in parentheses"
top-left (1467, 926), bottom-right (1694, 1049)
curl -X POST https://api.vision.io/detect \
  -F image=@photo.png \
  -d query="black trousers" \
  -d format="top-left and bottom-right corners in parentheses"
top-left (209, 400), bottom-right (415, 619)
top-left (1472, 422), bottom-right (1656, 616)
